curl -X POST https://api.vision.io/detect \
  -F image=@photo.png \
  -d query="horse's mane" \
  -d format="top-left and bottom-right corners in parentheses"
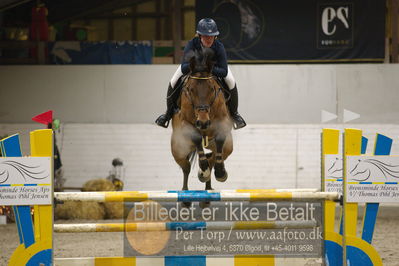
top-left (185, 48), bottom-right (215, 74)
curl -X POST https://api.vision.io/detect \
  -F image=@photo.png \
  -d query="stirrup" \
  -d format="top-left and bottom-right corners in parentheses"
top-left (232, 114), bottom-right (246, 130)
top-left (155, 114), bottom-right (170, 128)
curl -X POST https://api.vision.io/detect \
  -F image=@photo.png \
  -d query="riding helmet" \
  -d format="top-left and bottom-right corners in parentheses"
top-left (196, 18), bottom-right (219, 36)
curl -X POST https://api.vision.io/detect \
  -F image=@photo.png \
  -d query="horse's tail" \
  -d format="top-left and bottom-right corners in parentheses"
top-left (189, 150), bottom-right (197, 170)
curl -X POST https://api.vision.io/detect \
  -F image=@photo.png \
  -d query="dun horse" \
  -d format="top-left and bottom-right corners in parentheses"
top-left (171, 48), bottom-right (233, 203)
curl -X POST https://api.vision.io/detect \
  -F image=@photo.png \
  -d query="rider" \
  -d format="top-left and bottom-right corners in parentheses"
top-left (155, 18), bottom-right (246, 129)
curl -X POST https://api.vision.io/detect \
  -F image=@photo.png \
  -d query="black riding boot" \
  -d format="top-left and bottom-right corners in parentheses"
top-left (228, 86), bottom-right (246, 129)
top-left (155, 83), bottom-right (179, 128)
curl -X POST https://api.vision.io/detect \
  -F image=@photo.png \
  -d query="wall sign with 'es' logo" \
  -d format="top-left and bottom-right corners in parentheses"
top-left (197, 0), bottom-right (384, 61)
top-left (317, 3), bottom-right (353, 49)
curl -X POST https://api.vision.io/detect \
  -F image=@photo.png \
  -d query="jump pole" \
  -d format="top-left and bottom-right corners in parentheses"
top-left (54, 220), bottom-right (318, 233)
top-left (54, 190), bottom-right (340, 202)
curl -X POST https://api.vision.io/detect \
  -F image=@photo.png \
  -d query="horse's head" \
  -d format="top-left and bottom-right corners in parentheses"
top-left (184, 48), bottom-right (218, 130)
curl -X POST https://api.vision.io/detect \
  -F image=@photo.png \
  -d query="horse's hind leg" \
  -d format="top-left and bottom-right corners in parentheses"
top-left (199, 176), bottom-right (213, 209)
top-left (172, 128), bottom-right (194, 207)
top-left (205, 180), bottom-right (212, 190)
top-left (177, 158), bottom-right (190, 191)
top-left (175, 157), bottom-right (192, 207)
top-left (205, 153), bottom-right (213, 190)
top-left (199, 153), bottom-right (213, 209)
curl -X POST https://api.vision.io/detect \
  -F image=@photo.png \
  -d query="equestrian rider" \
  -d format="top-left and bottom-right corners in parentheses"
top-left (155, 18), bottom-right (246, 129)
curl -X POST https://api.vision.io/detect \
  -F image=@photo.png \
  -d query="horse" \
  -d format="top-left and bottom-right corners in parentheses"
top-left (171, 48), bottom-right (233, 206)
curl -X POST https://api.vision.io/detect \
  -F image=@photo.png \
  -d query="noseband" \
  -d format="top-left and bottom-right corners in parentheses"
top-left (184, 75), bottom-right (221, 112)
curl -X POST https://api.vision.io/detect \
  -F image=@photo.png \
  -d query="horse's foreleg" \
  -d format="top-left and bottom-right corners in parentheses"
top-left (191, 133), bottom-right (211, 183)
top-left (214, 134), bottom-right (228, 182)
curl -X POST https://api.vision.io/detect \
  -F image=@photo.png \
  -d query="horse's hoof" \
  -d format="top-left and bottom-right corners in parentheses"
top-left (181, 201), bottom-right (192, 208)
top-left (215, 171), bottom-right (228, 182)
top-left (199, 201), bottom-right (210, 209)
top-left (198, 168), bottom-right (211, 183)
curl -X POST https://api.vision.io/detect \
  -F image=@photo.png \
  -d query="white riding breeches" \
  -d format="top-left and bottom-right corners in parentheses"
top-left (170, 66), bottom-right (184, 88)
top-left (170, 66), bottom-right (236, 90)
top-left (224, 66), bottom-right (236, 89)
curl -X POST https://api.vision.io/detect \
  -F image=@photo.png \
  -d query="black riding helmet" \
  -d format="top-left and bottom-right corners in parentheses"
top-left (196, 18), bottom-right (219, 36)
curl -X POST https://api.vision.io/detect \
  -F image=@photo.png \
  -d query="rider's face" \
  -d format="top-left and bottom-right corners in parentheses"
top-left (200, 35), bottom-right (216, 48)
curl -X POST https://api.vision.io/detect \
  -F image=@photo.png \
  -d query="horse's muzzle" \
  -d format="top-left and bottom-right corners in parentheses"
top-left (195, 119), bottom-right (211, 130)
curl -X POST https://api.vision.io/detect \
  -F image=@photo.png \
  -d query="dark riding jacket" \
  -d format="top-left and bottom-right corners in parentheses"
top-left (181, 37), bottom-right (228, 78)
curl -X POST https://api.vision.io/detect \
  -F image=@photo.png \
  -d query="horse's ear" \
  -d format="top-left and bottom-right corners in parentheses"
top-left (206, 58), bottom-right (215, 73)
top-left (189, 56), bottom-right (196, 72)
top-left (184, 50), bottom-right (196, 72)
top-left (203, 48), bottom-right (215, 73)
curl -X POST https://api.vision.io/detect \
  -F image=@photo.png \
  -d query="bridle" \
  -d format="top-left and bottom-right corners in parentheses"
top-left (184, 75), bottom-right (221, 112)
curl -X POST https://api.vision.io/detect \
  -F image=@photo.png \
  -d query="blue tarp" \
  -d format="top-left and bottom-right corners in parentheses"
top-left (49, 41), bottom-right (152, 64)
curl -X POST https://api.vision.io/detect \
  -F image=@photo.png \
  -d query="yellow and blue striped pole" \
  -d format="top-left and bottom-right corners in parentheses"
top-left (343, 129), bottom-right (383, 266)
top-left (322, 128), bottom-right (343, 265)
top-left (54, 220), bottom-right (318, 233)
top-left (54, 190), bottom-right (339, 202)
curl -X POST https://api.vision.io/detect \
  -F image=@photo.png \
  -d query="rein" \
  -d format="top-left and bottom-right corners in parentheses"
top-left (189, 76), bottom-right (213, 80)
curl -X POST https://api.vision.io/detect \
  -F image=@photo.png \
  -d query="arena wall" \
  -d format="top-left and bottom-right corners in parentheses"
top-left (1, 123), bottom-right (399, 191)
top-left (0, 64), bottom-right (398, 124)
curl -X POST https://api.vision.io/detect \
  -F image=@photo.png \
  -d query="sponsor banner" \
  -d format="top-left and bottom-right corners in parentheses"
top-left (0, 157), bottom-right (52, 205)
top-left (123, 201), bottom-right (322, 257)
top-left (346, 155), bottom-right (399, 202)
top-left (196, 0), bottom-right (385, 62)
top-left (324, 154), bottom-right (343, 195)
